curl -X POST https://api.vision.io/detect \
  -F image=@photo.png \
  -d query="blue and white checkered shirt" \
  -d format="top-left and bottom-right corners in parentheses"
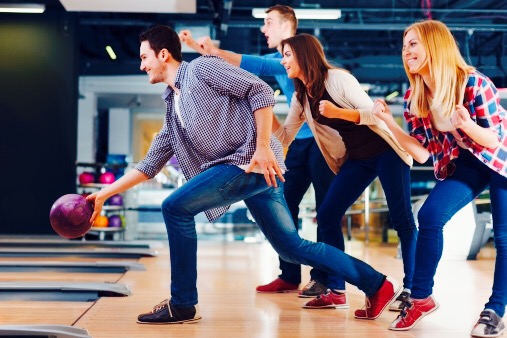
top-left (135, 55), bottom-right (286, 221)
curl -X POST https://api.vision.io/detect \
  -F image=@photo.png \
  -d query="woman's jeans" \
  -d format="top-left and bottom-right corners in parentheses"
top-left (412, 150), bottom-right (507, 317)
top-left (318, 148), bottom-right (418, 290)
top-left (161, 164), bottom-right (384, 307)
top-left (280, 137), bottom-right (335, 285)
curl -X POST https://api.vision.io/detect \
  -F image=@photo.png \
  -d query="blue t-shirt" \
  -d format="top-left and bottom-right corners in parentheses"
top-left (240, 52), bottom-right (313, 139)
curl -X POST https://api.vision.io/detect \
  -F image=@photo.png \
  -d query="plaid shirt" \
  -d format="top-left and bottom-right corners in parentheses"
top-left (405, 71), bottom-right (507, 180)
top-left (135, 56), bottom-right (285, 221)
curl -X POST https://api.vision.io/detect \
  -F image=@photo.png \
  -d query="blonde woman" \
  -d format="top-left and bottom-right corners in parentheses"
top-left (374, 20), bottom-right (507, 336)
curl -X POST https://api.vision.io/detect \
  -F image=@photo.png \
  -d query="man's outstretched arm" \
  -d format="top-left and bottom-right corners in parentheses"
top-left (179, 30), bottom-right (242, 67)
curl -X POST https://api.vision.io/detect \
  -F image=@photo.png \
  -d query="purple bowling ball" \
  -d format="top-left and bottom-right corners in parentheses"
top-left (108, 214), bottom-right (123, 228)
top-left (109, 194), bottom-right (123, 206)
top-left (49, 194), bottom-right (93, 239)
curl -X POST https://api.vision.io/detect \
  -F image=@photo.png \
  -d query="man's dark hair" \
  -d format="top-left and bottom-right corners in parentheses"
top-left (139, 25), bottom-right (183, 62)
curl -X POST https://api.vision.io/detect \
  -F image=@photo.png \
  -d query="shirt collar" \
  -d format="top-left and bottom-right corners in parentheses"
top-left (174, 61), bottom-right (188, 90)
top-left (161, 61), bottom-right (189, 101)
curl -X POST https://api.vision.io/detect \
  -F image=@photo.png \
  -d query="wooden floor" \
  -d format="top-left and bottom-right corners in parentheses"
top-left (0, 237), bottom-right (497, 338)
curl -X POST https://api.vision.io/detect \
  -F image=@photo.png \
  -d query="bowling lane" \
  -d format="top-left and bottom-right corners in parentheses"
top-left (0, 255), bottom-right (140, 282)
top-left (0, 256), bottom-right (138, 263)
top-left (0, 249), bottom-right (137, 326)
top-left (0, 300), bottom-right (93, 325)
top-left (0, 269), bottom-right (123, 283)
top-left (0, 238), bottom-right (162, 249)
top-left (0, 249), bottom-right (138, 282)
top-left (0, 237), bottom-right (158, 329)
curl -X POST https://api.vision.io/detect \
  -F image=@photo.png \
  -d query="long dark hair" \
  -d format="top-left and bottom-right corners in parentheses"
top-left (281, 34), bottom-right (337, 116)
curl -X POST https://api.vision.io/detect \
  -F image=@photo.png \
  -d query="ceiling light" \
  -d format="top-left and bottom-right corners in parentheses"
top-left (105, 46), bottom-right (117, 60)
top-left (252, 8), bottom-right (341, 20)
top-left (0, 3), bottom-right (45, 13)
top-left (58, 0), bottom-right (196, 14)
top-left (385, 91), bottom-right (399, 100)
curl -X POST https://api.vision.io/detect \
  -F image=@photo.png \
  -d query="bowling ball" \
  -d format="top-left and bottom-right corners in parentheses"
top-left (108, 214), bottom-right (122, 228)
top-left (119, 215), bottom-right (126, 228)
top-left (78, 172), bottom-right (95, 185)
top-left (108, 194), bottom-right (123, 206)
top-left (99, 172), bottom-right (116, 184)
top-left (93, 215), bottom-right (109, 228)
top-left (49, 194), bottom-right (93, 239)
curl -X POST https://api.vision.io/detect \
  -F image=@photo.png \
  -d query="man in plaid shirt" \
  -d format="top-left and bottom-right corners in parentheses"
top-left (87, 25), bottom-right (401, 325)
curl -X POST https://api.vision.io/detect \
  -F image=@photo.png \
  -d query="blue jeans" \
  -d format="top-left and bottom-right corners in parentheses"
top-left (318, 148), bottom-right (417, 290)
top-left (280, 138), bottom-right (335, 285)
top-left (161, 164), bottom-right (385, 307)
top-left (412, 150), bottom-right (507, 317)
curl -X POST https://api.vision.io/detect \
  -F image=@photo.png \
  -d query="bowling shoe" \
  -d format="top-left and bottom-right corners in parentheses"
top-left (299, 280), bottom-right (328, 298)
top-left (302, 289), bottom-right (349, 309)
top-left (137, 299), bottom-right (201, 324)
top-left (389, 295), bottom-right (439, 330)
top-left (389, 288), bottom-right (411, 311)
top-left (354, 276), bottom-right (401, 320)
top-left (471, 309), bottom-right (505, 337)
top-left (256, 278), bottom-right (299, 293)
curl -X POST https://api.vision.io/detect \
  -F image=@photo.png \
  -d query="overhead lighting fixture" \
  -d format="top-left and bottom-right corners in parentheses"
top-left (385, 91), bottom-right (399, 101)
top-left (0, 3), bottom-right (45, 13)
top-left (58, 0), bottom-right (196, 14)
top-left (252, 8), bottom-right (341, 20)
top-left (105, 46), bottom-right (117, 60)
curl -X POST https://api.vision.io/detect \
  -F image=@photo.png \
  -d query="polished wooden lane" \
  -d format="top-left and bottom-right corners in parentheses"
top-left (0, 249), bottom-right (134, 330)
top-left (0, 301), bottom-right (92, 326)
top-left (72, 240), bottom-right (496, 338)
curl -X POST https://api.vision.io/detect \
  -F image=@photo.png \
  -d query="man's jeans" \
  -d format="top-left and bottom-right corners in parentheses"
top-left (413, 150), bottom-right (507, 317)
top-left (161, 164), bottom-right (384, 307)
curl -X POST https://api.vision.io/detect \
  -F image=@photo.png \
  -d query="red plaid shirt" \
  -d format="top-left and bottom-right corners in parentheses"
top-left (404, 71), bottom-right (507, 180)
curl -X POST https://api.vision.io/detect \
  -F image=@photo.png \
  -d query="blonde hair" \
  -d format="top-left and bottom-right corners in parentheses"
top-left (403, 20), bottom-right (475, 118)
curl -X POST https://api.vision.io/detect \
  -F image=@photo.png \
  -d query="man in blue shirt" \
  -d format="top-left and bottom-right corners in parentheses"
top-left (86, 24), bottom-right (401, 325)
top-left (180, 5), bottom-right (343, 304)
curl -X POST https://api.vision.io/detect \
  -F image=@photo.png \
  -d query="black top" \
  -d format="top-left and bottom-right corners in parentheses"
top-left (309, 89), bottom-right (390, 160)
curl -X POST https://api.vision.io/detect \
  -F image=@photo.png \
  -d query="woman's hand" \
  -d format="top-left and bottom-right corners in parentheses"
top-left (319, 100), bottom-right (338, 118)
top-left (319, 100), bottom-right (361, 123)
top-left (451, 104), bottom-right (474, 132)
top-left (371, 99), bottom-right (396, 125)
top-left (452, 104), bottom-right (501, 149)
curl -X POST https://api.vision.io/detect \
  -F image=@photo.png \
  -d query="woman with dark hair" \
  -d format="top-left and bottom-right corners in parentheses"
top-left (274, 33), bottom-right (418, 313)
